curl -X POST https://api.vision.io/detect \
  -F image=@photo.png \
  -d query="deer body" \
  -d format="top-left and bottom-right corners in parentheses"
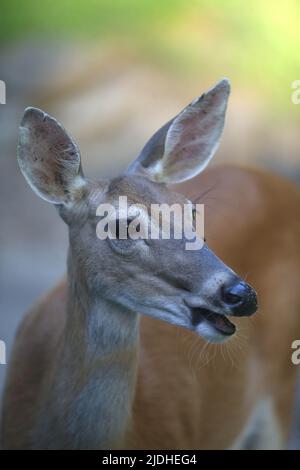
top-left (1, 80), bottom-right (300, 449)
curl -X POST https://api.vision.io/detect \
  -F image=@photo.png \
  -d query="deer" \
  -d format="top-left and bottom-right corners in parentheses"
top-left (1, 79), bottom-right (300, 449)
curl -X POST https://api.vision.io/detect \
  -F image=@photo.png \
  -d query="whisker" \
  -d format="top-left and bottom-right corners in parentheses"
top-left (201, 196), bottom-right (238, 210)
top-left (192, 180), bottom-right (220, 204)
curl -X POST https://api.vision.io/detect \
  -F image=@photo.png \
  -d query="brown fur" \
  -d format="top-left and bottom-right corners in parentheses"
top-left (2, 165), bottom-right (300, 449)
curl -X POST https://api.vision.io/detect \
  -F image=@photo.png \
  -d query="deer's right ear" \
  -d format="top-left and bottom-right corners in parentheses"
top-left (17, 107), bottom-right (85, 205)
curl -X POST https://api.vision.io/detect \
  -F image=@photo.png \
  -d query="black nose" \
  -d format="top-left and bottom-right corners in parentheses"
top-left (221, 281), bottom-right (257, 316)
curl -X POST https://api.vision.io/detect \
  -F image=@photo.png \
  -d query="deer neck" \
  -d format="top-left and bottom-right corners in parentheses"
top-left (35, 255), bottom-right (140, 449)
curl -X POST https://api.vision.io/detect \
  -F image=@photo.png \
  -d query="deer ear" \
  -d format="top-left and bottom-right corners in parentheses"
top-left (128, 79), bottom-right (230, 184)
top-left (17, 107), bottom-right (85, 204)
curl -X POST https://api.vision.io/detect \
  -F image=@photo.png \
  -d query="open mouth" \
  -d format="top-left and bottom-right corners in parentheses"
top-left (191, 308), bottom-right (236, 336)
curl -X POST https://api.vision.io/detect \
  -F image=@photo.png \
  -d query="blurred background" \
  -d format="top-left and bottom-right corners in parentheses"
top-left (0, 0), bottom-right (300, 419)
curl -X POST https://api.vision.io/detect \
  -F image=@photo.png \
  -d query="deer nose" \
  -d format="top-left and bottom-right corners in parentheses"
top-left (221, 281), bottom-right (257, 316)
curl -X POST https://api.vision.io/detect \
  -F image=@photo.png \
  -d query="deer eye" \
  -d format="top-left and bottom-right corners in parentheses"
top-left (115, 218), bottom-right (131, 239)
top-left (108, 218), bottom-right (138, 255)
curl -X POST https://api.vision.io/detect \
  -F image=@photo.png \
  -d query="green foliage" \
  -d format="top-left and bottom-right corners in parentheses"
top-left (0, 0), bottom-right (299, 109)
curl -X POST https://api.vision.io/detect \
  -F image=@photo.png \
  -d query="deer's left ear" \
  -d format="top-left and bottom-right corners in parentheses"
top-left (128, 79), bottom-right (230, 184)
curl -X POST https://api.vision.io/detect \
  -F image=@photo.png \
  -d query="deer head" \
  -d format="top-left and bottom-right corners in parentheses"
top-left (17, 79), bottom-right (257, 343)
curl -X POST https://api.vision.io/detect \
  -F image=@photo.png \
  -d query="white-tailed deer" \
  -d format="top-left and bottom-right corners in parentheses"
top-left (1, 80), bottom-right (300, 449)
